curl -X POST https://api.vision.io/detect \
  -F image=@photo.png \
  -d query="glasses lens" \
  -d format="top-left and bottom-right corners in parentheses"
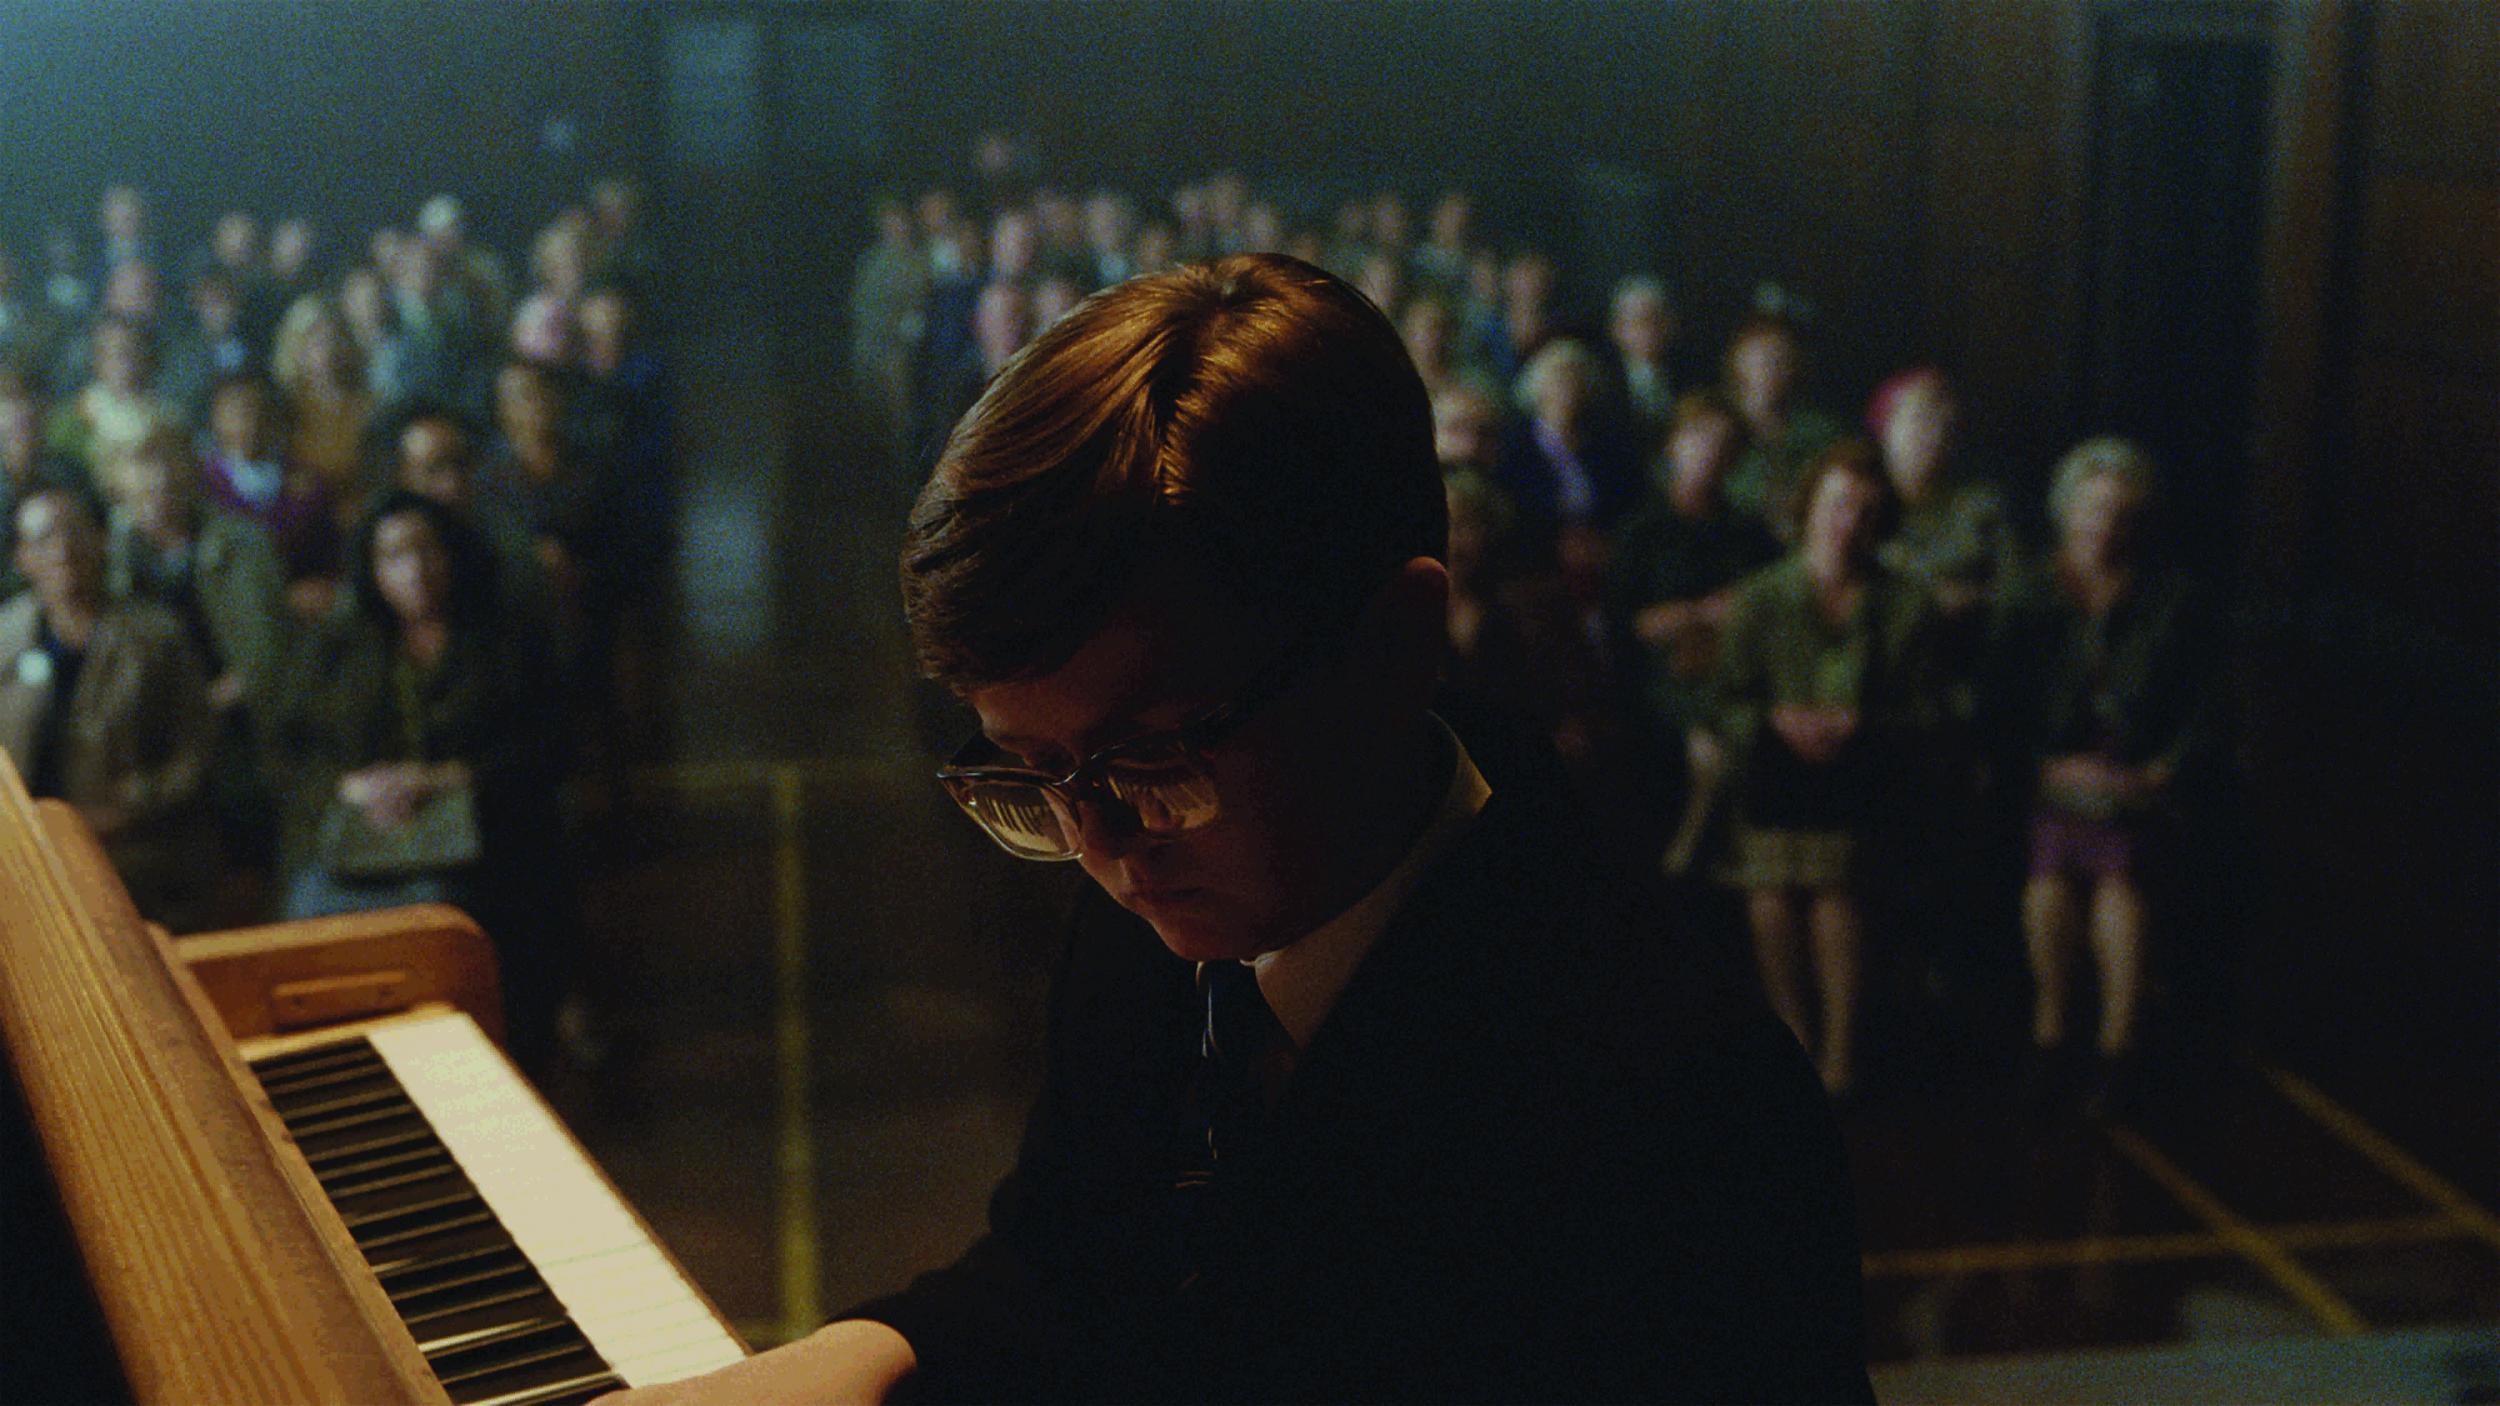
top-left (952, 781), bottom-right (1078, 860)
top-left (1101, 751), bottom-right (1220, 833)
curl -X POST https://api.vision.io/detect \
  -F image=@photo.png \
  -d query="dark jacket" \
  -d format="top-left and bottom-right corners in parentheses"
top-left (1992, 563), bottom-right (2217, 780)
top-left (852, 765), bottom-right (1873, 1404)
top-left (267, 610), bottom-right (563, 884)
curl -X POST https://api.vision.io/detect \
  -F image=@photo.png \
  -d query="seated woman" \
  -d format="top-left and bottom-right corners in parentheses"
top-left (270, 490), bottom-right (569, 1061)
top-left (0, 474), bottom-right (217, 927)
top-left (1708, 441), bottom-right (1941, 1097)
top-left (1995, 437), bottom-right (2214, 1110)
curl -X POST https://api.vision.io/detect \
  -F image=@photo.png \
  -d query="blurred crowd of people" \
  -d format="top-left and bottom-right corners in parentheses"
top-left (851, 146), bottom-right (2223, 1114)
top-left (0, 180), bottom-right (669, 1066)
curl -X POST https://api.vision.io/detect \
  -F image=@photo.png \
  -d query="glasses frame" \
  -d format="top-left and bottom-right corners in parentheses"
top-left (935, 622), bottom-right (1332, 861)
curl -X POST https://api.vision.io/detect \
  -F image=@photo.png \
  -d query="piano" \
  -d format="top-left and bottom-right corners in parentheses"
top-left (0, 752), bottom-right (748, 1403)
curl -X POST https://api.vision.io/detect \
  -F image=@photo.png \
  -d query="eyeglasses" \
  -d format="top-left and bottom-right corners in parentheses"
top-left (936, 625), bottom-right (1328, 862)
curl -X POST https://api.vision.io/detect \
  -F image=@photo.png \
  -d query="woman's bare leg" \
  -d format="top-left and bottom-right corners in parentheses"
top-left (2088, 875), bottom-right (2150, 1056)
top-left (1807, 890), bottom-right (1863, 1094)
top-left (1747, 887), bottom-right (1812, 1056)
top-left (2023, 873), bottom-right (2082, 1048)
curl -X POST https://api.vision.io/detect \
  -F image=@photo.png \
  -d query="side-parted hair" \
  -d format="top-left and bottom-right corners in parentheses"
top-left (900, 253), bottom-right (1443, 689)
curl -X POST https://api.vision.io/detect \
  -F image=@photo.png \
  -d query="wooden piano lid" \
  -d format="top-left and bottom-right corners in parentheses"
top-left (0, 752), bottom-right (449, 1404)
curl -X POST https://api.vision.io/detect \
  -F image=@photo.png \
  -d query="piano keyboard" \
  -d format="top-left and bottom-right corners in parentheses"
top-left (247, 1011), bottom-right (745, 1404)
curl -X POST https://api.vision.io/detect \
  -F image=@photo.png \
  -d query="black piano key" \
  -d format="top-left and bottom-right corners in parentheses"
top-left (296, 1111), bottom-right (436, 1164)
top-left (416, 1308), bottom-right (573, 1360)
top-left (247, 1038), bottom-right (379, 1080)
top-left (403, 1278), bottom-right (558, 1330)
top-left (320, 1145), bottom-right (459, 1200)
top-left (462, 1365), bottom-right (623, 1406)
top-left (290, 1097), bottom-right (424, 1142)
top-left (356, 1203), bottom-right (493, 1254)
top-left (255, 1049), bottom-right (387, 1097)
top-left (272, 1078), bottom-right (408, 1127)
top-left (368, 1220), bottom-right (517, 1280)
top-left (431, 1321), bottom-right (595, 1388)
top-left (390, 1255), bottom-right (538, 1312)
top-left (340, 1181), bottom-right (479, 1234)
top-left (445, 1346), bottom-right (616, 1405)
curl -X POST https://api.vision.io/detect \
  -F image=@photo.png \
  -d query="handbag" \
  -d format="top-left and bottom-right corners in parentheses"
top-left (317, 781), bottom-right (481, 880)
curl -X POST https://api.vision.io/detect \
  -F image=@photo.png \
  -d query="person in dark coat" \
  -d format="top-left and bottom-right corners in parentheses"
top-left (597, 254), bottom-right (1871, 1406)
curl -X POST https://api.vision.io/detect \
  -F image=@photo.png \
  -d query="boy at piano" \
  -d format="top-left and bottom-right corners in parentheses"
top-left (601, 255), bottom-right (1872, 1404)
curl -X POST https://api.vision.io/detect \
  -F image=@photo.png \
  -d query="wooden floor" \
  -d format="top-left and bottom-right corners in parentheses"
top-left (533, 301), bottom-right (2498, 1387)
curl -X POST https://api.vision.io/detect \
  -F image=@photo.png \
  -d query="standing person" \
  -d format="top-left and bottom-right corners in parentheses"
top-left (1708, 440), bottom-right (1940, 1098)
top-left (1999, 437), bottom-right (2214, 1111)
top-left (47, 316), bottom-right (171, 499)
top-left (107, 428), bottom-right (290, 870)
top-left (274, 305), bottom-right (375, 518)
top-left (0, 476), bottom-right (216, 927)
top-left (600, 253), bottom-right (1870, 1404)
top-left (1605, 389), bottom-right (1782, 857)
top-left (1609, 274), bottom-right (1681, 448)
top-left (105, 427), bottom-right (288, 725)
top-left (268, 491), bottom-right (570, 1067)
top-left (1720, 312), bottom-right (1845, 539)
top-left (1867, 366), bottom-right (2023, 1008)
top-left (849, 197), bottom-right (930, 453)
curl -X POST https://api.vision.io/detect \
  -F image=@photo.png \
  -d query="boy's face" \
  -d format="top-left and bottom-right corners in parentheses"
top-left (963, 583), bottom-right (1365, 965)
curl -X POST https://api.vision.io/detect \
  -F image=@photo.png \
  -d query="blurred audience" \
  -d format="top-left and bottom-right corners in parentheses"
top-left (0, 475), bottom-right (217, 926)
top-left (0, 155), bottom-right (2259, 1104)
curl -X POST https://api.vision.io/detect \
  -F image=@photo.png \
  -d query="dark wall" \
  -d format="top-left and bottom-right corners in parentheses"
top-left (0, 0), bottom-right (652, 269)
top-left (2329, 0), bottom-right (2496, 636)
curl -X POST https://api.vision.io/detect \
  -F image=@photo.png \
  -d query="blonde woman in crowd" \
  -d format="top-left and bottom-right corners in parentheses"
top-left (1997, 436), bottom-right (2215, 1112)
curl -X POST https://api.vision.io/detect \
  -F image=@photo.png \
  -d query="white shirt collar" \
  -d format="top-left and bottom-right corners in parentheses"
top-left (1242, 717), bottom-right (1491, 1051)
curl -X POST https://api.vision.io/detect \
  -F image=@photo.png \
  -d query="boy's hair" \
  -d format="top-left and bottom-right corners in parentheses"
top-left (901, 253), bottom-right (1443, 689)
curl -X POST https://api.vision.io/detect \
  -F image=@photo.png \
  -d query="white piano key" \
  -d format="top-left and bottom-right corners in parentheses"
top-left (367, 1013), bottom-right (746, 1388)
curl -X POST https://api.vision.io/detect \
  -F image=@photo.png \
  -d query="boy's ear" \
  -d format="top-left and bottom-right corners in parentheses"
top-left (1353, 555), bottom-right (1450, 704)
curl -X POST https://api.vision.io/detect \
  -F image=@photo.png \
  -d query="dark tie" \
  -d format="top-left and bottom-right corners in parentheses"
top-left (1194, 959), bottom-right (1289, 1170)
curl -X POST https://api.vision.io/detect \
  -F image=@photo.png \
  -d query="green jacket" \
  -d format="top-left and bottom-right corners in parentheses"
top-left (1710, 557), bottom-right (1944, 784)
top-left (106, 509), bottom-right (289, 719)
top-left (1721, 405), bottom-right (1847, 539)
